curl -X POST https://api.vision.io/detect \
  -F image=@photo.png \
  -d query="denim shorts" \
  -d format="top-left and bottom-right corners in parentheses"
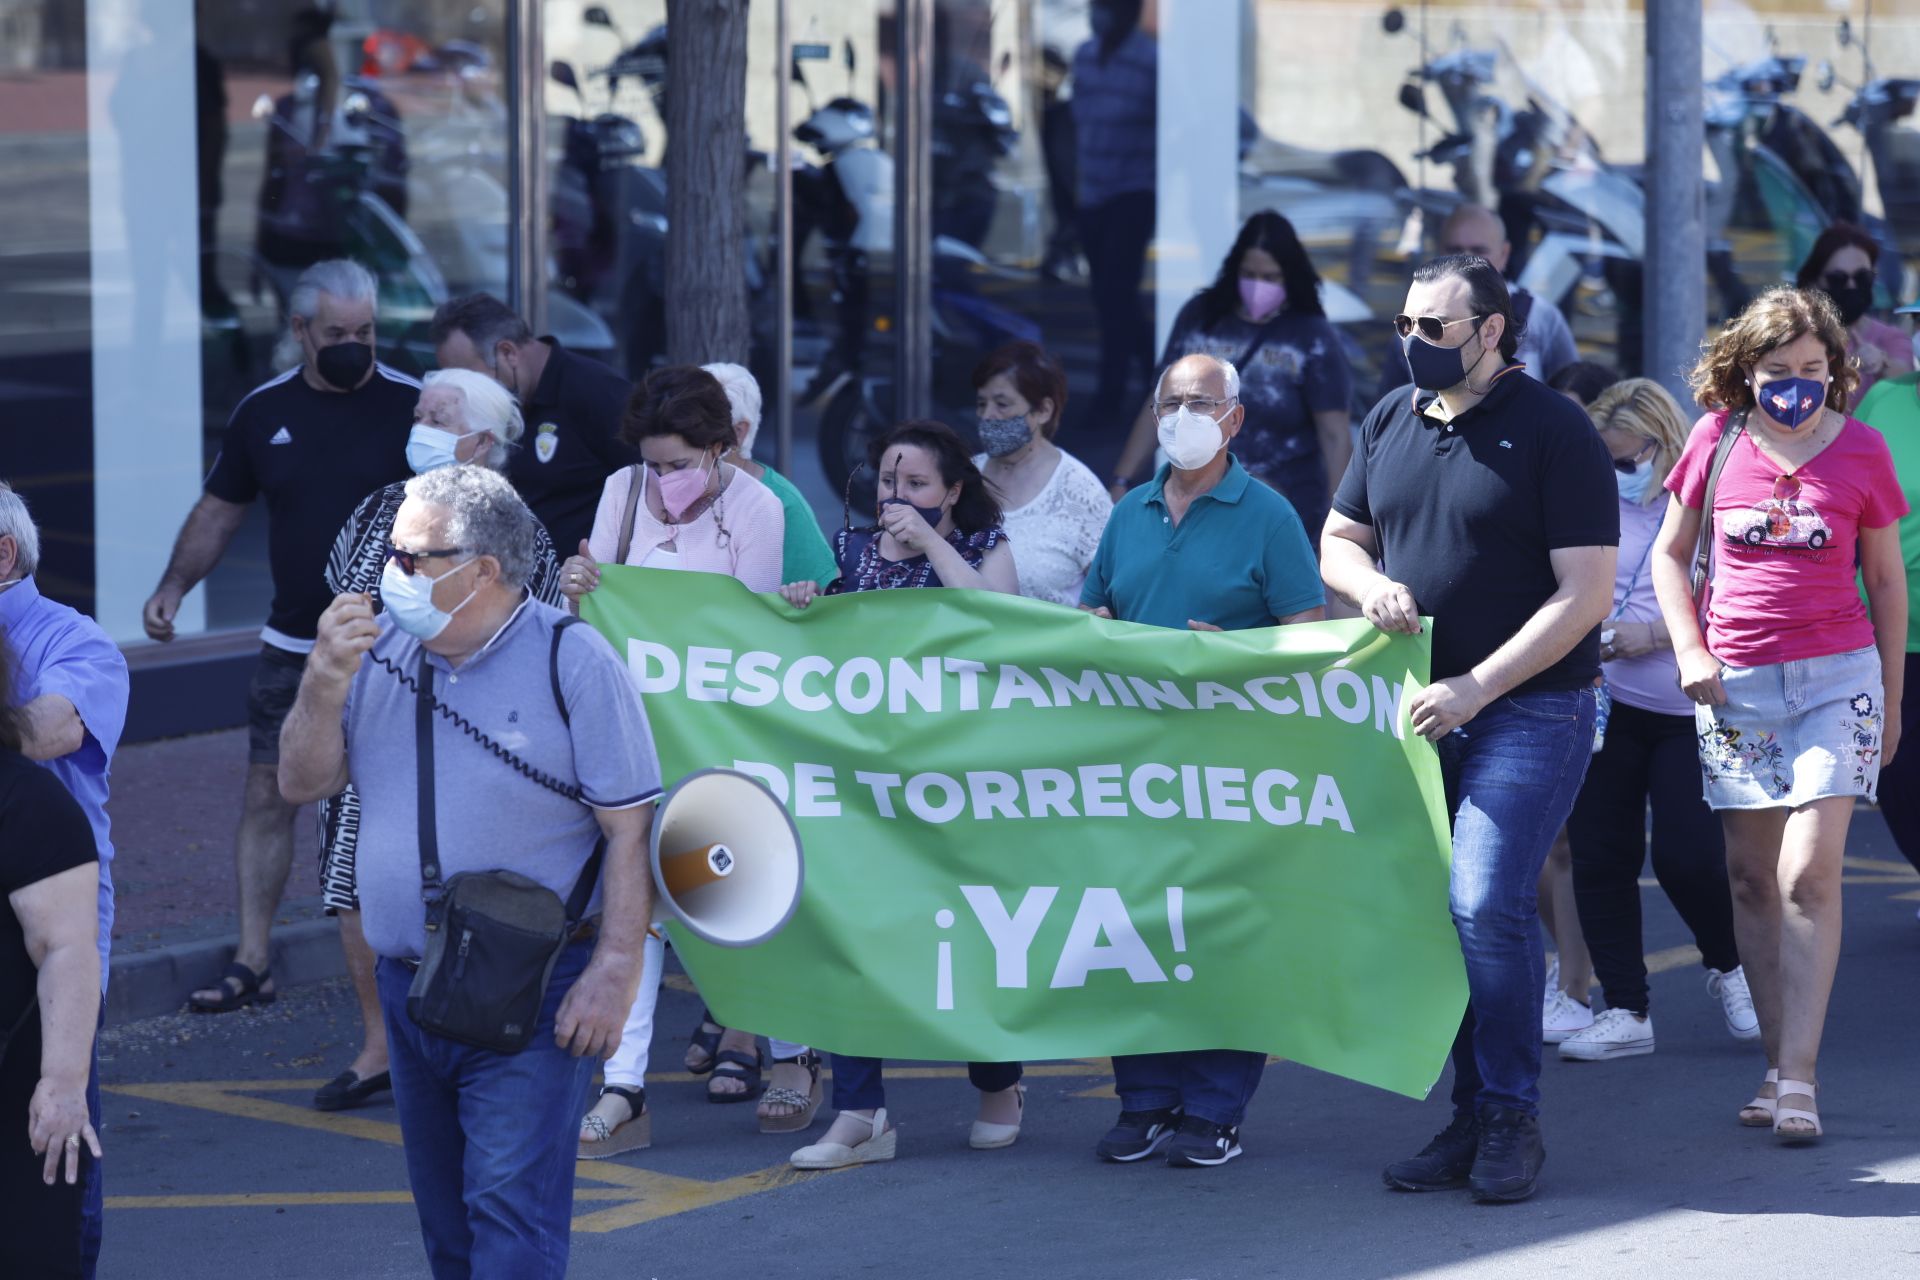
top-left (1694, 645), bottom-right (1885, 810)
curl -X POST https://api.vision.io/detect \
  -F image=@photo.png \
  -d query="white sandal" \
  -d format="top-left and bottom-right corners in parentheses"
top-left (1773, 1078), bottom-right (1821, 1143)
top-left (969, 1084), bottom-right (1025, 1150)
top-left (790, 1107), bottom-right (897, 1170)
top-left (1738, 1069), bottom-right (1778, 1128)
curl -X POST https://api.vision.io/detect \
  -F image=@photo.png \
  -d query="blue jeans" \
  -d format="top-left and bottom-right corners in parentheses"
top-left (1112, 1050), bottom-right (1267, 1127)
top-left (1437, 688), bottom-right (1596, 1118)
top-left (831, 1055), bottom-right (1021, 1110)
top-left (377, 941), bottom-right (598, 1280)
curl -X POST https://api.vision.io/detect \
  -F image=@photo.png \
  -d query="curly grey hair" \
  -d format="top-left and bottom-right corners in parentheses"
top-left (403, 465), bottom-right (538, 588)
top-left (0, 481), bottom-right (40, 580)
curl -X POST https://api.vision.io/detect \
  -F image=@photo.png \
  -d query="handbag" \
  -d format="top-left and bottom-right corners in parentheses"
top-left (398, 617), bottom-right (604, 1054)
top-left (1689, 408), bottom-right (1749, 626)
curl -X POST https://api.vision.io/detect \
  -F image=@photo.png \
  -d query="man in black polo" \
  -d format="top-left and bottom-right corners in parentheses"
top-left (141, 257), bottom-right (417, 1015)
top-left (1321, 254), bottom-right (1616, 1203)
top-left (429, 294), bottom-right (637, 555)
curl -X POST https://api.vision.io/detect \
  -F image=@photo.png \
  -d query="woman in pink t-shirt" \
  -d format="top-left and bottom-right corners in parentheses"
top-left (1651, 287), bottom-right (1909, 1145)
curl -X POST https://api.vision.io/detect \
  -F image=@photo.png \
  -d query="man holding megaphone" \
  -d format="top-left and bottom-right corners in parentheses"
top-left (278, 466), bottom-right (664, 1280)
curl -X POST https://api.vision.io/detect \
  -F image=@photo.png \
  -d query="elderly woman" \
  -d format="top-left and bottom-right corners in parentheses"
top-left (305, 368), bottom-right (565, 1113)
top-left (0, 630), bottom-right (102, 1279)
top-left (559, 366), bottom-right (791, 1149)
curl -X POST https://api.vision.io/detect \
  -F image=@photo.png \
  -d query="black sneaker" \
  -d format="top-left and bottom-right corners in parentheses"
top-left (1469, 1104), bottom-right (1545, 1203)
top-left (1094, 1105), bottom-right (1182, 1163)
top-left (1382, 1112), bottom-right (1480, 1191)
top-left (1164, 1116), bottom-right (1243, 1168)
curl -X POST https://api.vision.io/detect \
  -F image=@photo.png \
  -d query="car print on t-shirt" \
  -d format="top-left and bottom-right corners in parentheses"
top-left (1722, 472), bottom-right (1833, 553)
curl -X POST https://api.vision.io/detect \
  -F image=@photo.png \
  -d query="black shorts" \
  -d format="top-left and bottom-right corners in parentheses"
top-left (247, 645), bottom-right (308, 766)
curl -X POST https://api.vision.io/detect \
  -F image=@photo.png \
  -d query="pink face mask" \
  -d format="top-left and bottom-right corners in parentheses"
top-left (655, 453), bottom-right (715, 520)
top-left (1239, 277), bottom-right (1286, 320)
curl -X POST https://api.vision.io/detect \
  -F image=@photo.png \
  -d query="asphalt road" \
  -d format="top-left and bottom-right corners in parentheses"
top-left (94, 810), bottom-right (1920, 1280)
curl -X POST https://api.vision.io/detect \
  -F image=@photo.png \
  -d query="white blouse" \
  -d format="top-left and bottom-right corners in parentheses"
top-left (974, 448), bottom-right (1114, 607)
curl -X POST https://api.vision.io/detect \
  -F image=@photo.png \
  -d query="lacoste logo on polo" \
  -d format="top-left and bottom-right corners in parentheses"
top-left (269, 427), bottom-right (293, 445)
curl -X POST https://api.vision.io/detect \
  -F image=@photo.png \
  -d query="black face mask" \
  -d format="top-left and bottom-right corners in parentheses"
top-left (1825, 283), bottom-right (1873, 327)
top-left (314, 341), bottom-right (373, 391)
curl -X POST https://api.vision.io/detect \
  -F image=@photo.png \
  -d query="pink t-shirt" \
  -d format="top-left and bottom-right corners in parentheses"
top-left (1667, 410), bottom-right (1908, 666)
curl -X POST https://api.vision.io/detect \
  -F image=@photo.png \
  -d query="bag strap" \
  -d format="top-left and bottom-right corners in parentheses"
top-left (1689, 408), bottom-right (1749, 624)
top-left (1233, 322), bottom-right (1277, 376)
top-left (613, 464), bottom-right (645, 565)
top-left (549, 616), bottom-right (606, 923)
top-left (415, 650), bottom-right (445, 908)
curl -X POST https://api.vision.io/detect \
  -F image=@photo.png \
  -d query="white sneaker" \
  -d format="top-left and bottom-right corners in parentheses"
top-left (1706, 966), bottom-right (1761, 1040)
top-left (1541, 989), bottom-right (1594, 1043)
top-left (1558, 1007), bottom-right (1656, 1061)
top-left (1542, 957), bottom-right (1560, 1016)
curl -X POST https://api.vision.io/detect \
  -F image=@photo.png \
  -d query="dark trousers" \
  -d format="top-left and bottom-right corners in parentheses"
top-left (0, 1016), bottom-right (87, 1279)
top-left (82, 1002), bottom-right (103, 1279)
top-left (1565, 700), bottom-right (1740, 1016)
top-left (830, 1055), bottom-right (1021, 1111)
top-left (1077, 190), bottom-right (1157, 424)
top-left (1874, 652), bottom-right (1920, 874)
top-left (1112, 1049), bottom-right (1267, 1127)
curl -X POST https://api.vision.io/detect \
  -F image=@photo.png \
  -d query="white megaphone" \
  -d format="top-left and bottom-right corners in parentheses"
top-left (649, 768), bottom-right (804, 947)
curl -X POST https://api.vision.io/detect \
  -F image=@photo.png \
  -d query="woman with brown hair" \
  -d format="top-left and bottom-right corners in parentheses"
top-left (1794, 223), bottom-right (1914, 408)
top-left (971, 341), bottom-right (1111, 605)
top-left (1650, 287), bottom-right (1908, 1142)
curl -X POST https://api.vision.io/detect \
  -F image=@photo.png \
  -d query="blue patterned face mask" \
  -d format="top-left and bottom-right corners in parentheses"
top-left (1753, 376), bottom-right (1828, 430)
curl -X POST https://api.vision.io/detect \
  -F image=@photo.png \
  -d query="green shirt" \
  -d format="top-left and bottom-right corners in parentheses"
top-left (757, 464), bottom-right (839, 588)
top-left (1854, 373), bottom-right (1920, 651)
top-left (1080, 455), bottom-right (1324, 631)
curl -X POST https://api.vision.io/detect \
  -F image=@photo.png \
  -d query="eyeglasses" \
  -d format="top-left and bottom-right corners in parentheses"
top-left (387, 544), bottom-right (465, 576)
top-left (1822, 268), bottom-right (1873, 293)
top-left (1393, 313), bottom-right (1485, 343)
top-left (1153, 395), bottom-right (1236, 417)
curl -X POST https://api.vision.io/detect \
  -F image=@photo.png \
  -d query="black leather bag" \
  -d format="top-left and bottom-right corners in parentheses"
top-left (398, 618), bottom-right (603, 1054)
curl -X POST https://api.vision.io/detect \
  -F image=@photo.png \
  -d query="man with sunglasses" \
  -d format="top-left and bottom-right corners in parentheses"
top-left (1323, 254), bottom-right (1617, 1202)
top-left (1374, 203), bottom-right (1578, 400)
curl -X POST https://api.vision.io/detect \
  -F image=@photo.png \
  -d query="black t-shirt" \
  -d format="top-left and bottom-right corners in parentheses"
top-left (1333, 365), bottom-right (1619, 693)
top-left (0, 751), bottom-right (97, 1043)
top-left (204, 365), bottom-right (418, 642)
top-left (508, 339), bottom-right (639, 556)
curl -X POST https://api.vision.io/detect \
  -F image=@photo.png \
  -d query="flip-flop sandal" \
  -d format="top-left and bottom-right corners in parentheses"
top-left (579, 1086), bottom-right (651, 1159)
top-left (685, 1010), bottom-right (724, 1075)
top-left (758, 1051), bottom-right (823, 1134)
top-left (188, 962), bottom-right (276, 1014)
top-left (707, 1048), bottom-right (764, 1104)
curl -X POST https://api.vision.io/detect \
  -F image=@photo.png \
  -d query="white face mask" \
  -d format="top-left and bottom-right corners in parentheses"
top-left (1157, 405), bottom-right (1227, 471)
top-left (1615, 456), bottom-right (1655, 504)
top-left (406, 425), bottom-right (466, 475)
top-left (380, 557), bottom-right (479, 641)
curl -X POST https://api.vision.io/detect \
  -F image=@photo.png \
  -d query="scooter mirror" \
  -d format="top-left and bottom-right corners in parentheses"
top-left (551, 59), bottom-right (580, 91)
top-left (584, 5), bottom-right (614, 28)
top-left (1398, 82), bottom-right (1429, 118)
top-left (1382, 7), bottom-right (1406, 35)
top-left (1836, 18), bottom-right (1852, 49)
top-left (844, 37), bottom-right (856, 75)
top-left (1817, 60), bottom-right (1835, 94)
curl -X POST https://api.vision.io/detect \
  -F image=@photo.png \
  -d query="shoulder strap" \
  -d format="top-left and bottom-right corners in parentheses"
top-left (614, 464), bottom-right (645, 565)
top-left (1511, 288), bottom-right (1535, 332)
top-left (1233, 321), bottom-right (1278, 375)
top-left (548, 616), bottom-right (605, 923)
top-left (1690, 408), bottom-right (1749, 622)
top-left (415, 650), bottom-right (444, 905)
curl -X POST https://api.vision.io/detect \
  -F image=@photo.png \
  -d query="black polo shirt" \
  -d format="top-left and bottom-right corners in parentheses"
top-left (204, 364), bottom-right (418, 647)
top-left (508, 338), bottom-right (639, 554)
top-left (1332, 363), bottom-right (1618, 693)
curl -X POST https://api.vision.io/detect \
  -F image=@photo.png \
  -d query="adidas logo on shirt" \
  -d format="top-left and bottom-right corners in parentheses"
top-left (269, 427), bottom-right (293, 445)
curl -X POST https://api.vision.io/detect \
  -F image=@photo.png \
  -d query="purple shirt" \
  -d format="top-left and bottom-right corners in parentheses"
top-left (1603, 497), bottom-right (1690, 717)
top-left (0, 576), bottom-right (128, 984)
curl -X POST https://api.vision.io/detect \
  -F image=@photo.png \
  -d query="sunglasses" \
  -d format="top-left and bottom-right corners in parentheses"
top-left (1611, 440), bottom-right (1656, 475)
top-left (387, 544), bottom-right (465, 576)
top-left (1393, 313), bottom-right (1485, 343)
top-left (1822, 268), bottom-right (1873, 293)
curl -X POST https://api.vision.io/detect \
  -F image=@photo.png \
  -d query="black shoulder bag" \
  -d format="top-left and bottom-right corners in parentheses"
top-left (400, 616), bottom-right (606, 1054)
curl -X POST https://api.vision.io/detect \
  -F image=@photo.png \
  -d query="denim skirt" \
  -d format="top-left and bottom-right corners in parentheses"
top-left (1694, 645), bottom-right (1885, 809)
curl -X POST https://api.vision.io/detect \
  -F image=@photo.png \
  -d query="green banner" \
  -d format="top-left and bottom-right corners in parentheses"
top-left (583, 567), bottom-right (1465, 1099)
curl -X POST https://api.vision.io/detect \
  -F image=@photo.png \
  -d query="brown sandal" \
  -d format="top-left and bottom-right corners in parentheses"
top-left (758, 1051), bottom-right (823, 1134)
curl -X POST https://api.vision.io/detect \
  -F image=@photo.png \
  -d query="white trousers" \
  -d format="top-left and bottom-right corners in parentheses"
top-left (600, 934), bottom-right (807, 1087)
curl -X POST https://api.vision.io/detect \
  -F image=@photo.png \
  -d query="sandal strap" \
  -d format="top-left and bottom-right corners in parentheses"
top-left (762, 1087), bottom-right (812, 1109)
top-left (582, 1115), bottom-right (616, 1142)
top-left (600, 1084), bottom-right (645, 1108)
top-left (710, 1048), bottom-right (762, 1076)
